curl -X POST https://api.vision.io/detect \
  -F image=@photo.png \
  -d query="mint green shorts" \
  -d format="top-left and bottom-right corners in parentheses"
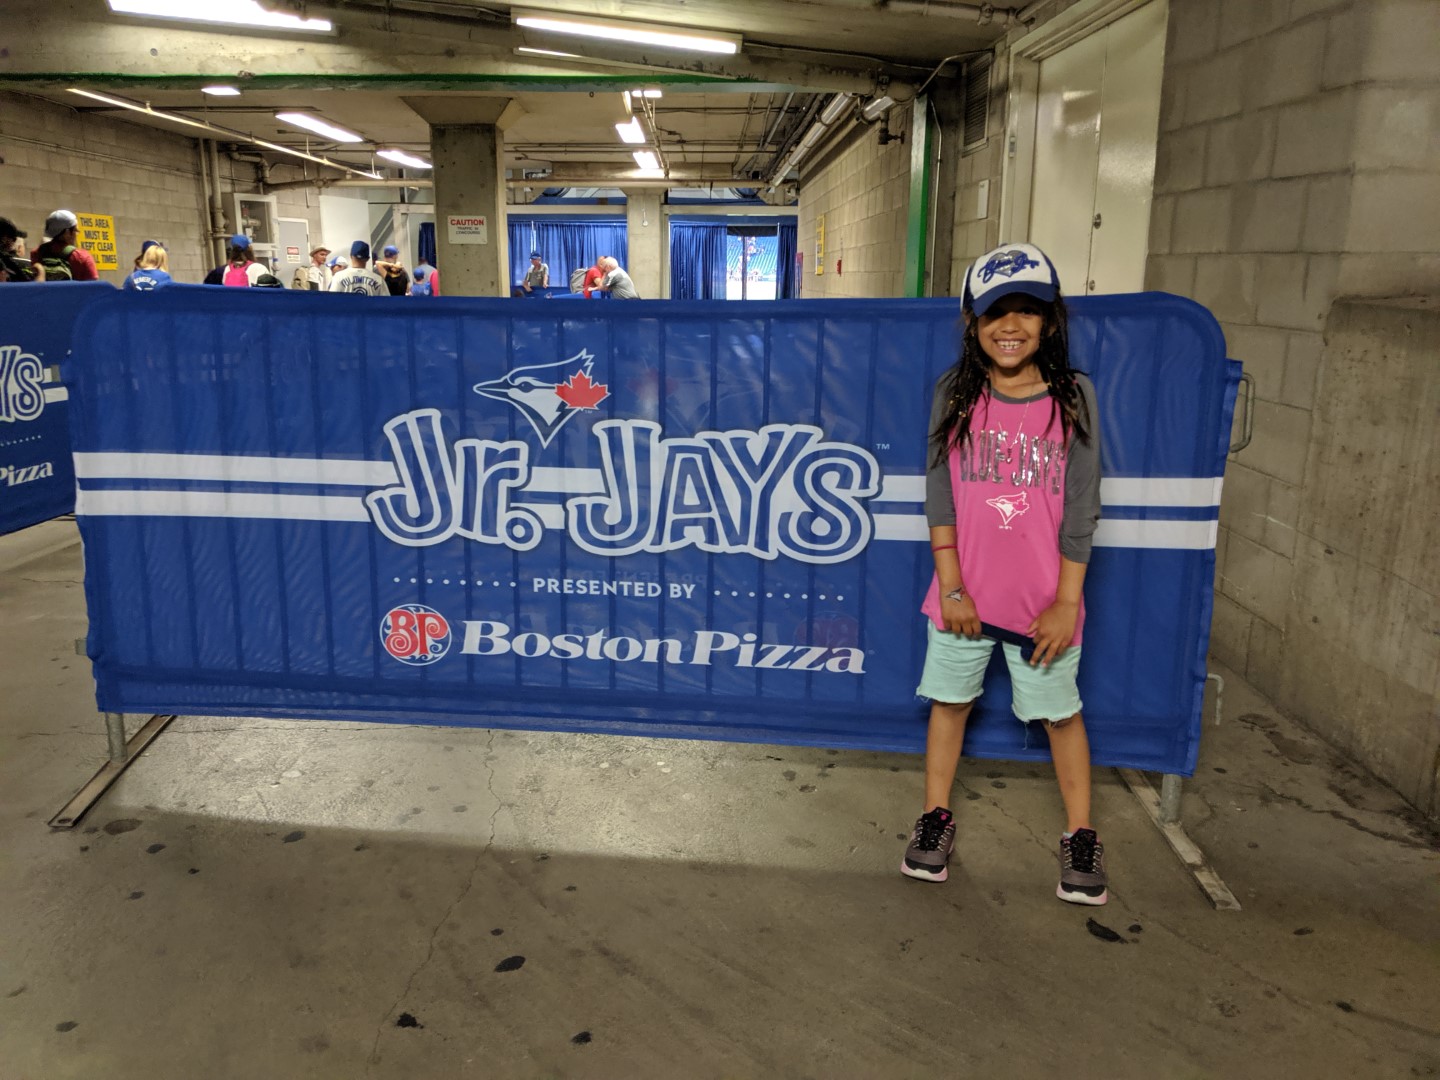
top-left (916, 621), bottom-right (1083, 723)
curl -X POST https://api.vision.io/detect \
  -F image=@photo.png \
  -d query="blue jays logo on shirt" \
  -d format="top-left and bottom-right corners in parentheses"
top-left (473, 350), bottom-right (610, 447)
top-left (978, 249), bottom-right (1041, 283)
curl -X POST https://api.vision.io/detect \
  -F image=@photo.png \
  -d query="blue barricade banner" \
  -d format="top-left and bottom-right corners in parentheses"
top-left (0, 283), bottom-right (115, 535)
top-left (70, 286), bottom-right (1238, 774)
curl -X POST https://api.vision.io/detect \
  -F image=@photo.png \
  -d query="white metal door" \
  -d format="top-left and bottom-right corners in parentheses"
top-left (1029, 28), bottom-right (1105, 297)
top-left (1089, 0), bottom-right (1166, 293)
top-left (1027, 0), bottom-right (1166, 296)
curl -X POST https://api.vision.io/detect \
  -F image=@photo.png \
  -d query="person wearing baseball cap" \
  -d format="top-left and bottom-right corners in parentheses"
top-left (292, 244), bottom-right (333, 291)
top-left (220, 233), bottom-right (269, 287)
top-left (30, 209), bottom-right (98, 281)
top-left (0, 216), bottom-right (44, 283)
top-left (903, 240), bottom-right (1106, 905)
top-left (374, 242), bottom-right (411, 297)
top-left (961, 242), bottom-right (1060, 316)
top-left (328, 240), bottom-right (387, 296)
top-left (521, 250), bottom-right (549, 293)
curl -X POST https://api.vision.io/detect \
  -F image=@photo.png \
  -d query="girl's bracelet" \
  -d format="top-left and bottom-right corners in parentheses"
top-left (931, 543), bottom-right (957, 552)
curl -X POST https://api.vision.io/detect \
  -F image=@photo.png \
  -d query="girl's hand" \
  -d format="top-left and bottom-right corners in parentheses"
top-left (1027, 601), bottom-right (1078, 667)
top-left (943, 593), bottom-right (982, 639)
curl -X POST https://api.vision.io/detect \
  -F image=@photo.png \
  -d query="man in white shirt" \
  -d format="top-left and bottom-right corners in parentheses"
top-left (292, 246), bottom-right (332, 291)
top-left (328, 241), bottom-right (387, 296)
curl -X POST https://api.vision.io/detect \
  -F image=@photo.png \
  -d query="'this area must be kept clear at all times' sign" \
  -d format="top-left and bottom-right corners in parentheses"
top-left (77, 213), bottom-right (117, 271)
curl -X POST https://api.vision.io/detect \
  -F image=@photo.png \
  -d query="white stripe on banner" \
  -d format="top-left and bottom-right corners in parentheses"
top-left (881, 474), bottom-right (1222, 508)
top-left (72, 454), bottom-right (1223, 511)
top-left (873, 514), bottom-right (929, 542)
top-left (43, 386), bottom-right (68, 404)
top-left (72, 495), bottom-right (1216, 549)
top-left (873, 513), bottom-right (1215, 549)
top-left (1094, 518), bottom-right (1217, 550)
top-left (1100, 476), bottom-right (1223, 507)
top-left (75, 453), bottom-right (397, 487)
top-left (527, 467), bottom-right (603, 494)
top-left (878, 475), bottom-right (926, 503)
top-left (75, 489), bottom-right (370, 522)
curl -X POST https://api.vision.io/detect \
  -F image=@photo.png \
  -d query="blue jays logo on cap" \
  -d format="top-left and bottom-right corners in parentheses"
top-left (978, 249), bottom-right (1041, 283)
top-left (964, 242), bottom-right (1060, 316)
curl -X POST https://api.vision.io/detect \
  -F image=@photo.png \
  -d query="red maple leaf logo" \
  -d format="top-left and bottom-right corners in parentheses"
top-left (554, 368), bottom-right (610, 410)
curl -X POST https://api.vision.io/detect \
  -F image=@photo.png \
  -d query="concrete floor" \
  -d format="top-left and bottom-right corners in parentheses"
top-left (1, 522), bottom-right (1437, 1080)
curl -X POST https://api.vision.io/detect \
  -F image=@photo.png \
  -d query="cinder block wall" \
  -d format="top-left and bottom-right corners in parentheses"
top-left (0, 92), bottom-right (356, 283)
top-left (1146, 0), bottom-right (1440, 719)
top-left (1, 91), bottom-right (211, 282)
top-left (796, 104), bottom-right (914, 299)
top-left (1282, 298), bottom-right (1440, 817)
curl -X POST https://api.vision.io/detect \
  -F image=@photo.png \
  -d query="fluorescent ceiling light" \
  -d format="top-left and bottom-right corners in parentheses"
top-left (106, 0), bottom-right (331, 32)
top-left (201, 85), bottom-right (242, 97)
top-left (275, 111), bottom-right (363, 143)
top-left (633, 150), bottom-right (659, 170)
top-left (66, 89), bottom-right (378, 179)
top-left (515, 46), bottom-right (582, 59)
top-left (513, 9), bottom-right (740, 54)
top-left (622, 90), bottom-right (633, 114)
top-left (378, 149), bottom-right (433, 169)
top-left (633, 89), bottom-right (663, 99)
top-left (615, 117), bottom-right (646, 144)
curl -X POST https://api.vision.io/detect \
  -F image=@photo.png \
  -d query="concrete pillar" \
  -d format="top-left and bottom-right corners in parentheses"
top-left (623, 189), bottom-right (665, 299)
top-left (430, 123), bottom-right (507, 297)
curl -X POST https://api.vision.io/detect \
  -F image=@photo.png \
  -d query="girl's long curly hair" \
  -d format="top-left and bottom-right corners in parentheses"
top-left (929, 294), bottom-right (1091, 469)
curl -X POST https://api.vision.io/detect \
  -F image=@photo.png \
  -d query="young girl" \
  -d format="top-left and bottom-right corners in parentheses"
top-left (901, 242), bottom-right (1107, 906)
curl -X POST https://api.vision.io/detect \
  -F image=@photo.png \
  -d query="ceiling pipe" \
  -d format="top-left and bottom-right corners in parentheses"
top-left (883, 1), bottom-right (1028, 24)
top-left (768, 92), bottom-right (852, 186)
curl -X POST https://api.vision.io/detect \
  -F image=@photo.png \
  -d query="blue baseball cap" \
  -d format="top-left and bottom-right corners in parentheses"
top-left (230, 233), bottom-right (251, 250)
top-left (351, 240), bottom-right (370, 260)
top-left (383, 244), bottom-right (399, 257)
top-left (963, 243), bottom-right (1060, 316)
top-left (140, 239), bottom-right (162, 253)
top-left (529, 250), bottom-right (542, 259)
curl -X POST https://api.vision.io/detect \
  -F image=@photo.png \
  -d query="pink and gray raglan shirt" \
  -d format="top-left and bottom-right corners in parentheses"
top-left (920, 374), bottom-right (1102, 644)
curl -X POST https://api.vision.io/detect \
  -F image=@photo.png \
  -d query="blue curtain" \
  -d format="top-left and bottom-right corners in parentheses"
top-left (777, 220), bottom-right (797, 299)
top-left (509, 217), bottom-right (628, 292)
top-left (669, 220), bottom-right (728, 300)
top-left (508, 220), bottom-right (535, 289)
top-left (418, 222), bottom-right (436, 267)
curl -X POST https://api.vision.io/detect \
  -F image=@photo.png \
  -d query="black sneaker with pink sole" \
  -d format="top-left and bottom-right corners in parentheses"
top-left (901, 807), bottom-right (956, 882)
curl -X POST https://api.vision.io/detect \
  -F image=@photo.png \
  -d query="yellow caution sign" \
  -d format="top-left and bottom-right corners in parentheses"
top-left (77, 212), bottom-right (118, 271)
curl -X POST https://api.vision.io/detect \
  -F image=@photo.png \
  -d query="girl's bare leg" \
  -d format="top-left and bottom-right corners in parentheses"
top-left (924, 700), bottom-right (974, 811)
top-left (1044, 712), bottom-right (1093, 833)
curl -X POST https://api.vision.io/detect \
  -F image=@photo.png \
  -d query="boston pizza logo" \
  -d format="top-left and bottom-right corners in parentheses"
top-left (380, 604), bottom-right (452, 666)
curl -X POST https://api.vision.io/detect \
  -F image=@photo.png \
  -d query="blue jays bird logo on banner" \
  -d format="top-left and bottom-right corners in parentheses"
top-left (473, 350), bottom-right (610, 447)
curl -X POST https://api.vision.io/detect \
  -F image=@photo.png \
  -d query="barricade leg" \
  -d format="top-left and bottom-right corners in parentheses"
top-left (105, 712), bottom-right (127, 763)
top-left (48, 712), bottom-right (176, 830)
top-left (1117, 767), bottom-right (1241, 911)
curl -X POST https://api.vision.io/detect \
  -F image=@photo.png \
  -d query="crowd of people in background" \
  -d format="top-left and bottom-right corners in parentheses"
top-left (5, 207), bottom-right (642, 300)
top-left (0, 207), bottom-right (441, 297)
